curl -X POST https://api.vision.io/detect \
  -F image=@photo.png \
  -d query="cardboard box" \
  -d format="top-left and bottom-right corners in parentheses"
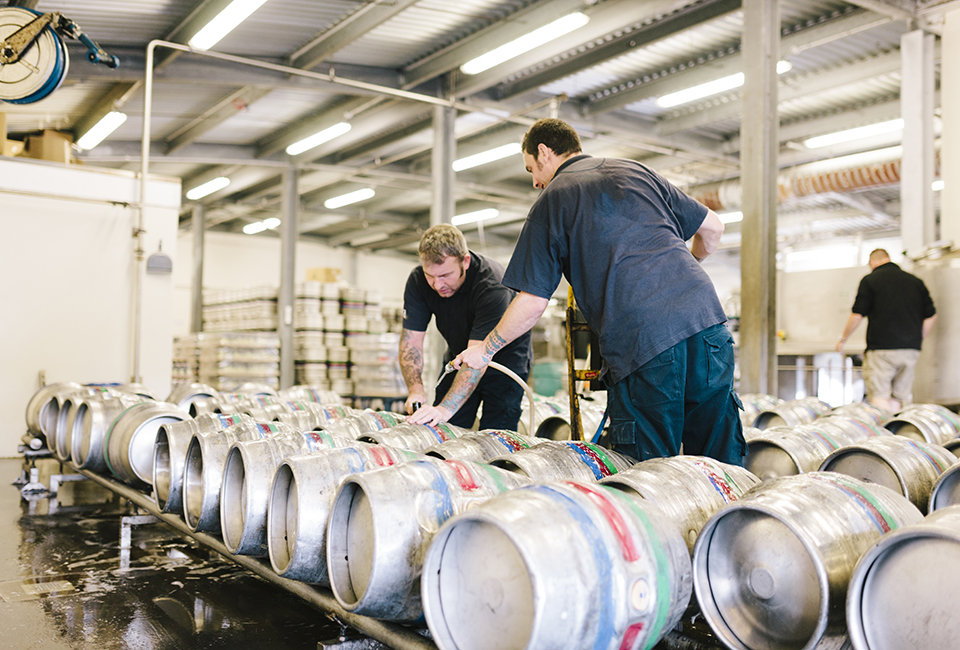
top-left (2, 140), bottom-right (24, 157)
top-left (25, 130), bottom-right (73, 164)
top-left (305, 267), bottom-right (343, 283)
top-left (0, 114), bottom-right (24, 158)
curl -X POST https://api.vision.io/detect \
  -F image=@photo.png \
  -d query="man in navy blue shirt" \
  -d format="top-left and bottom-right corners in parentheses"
top-left (402, 224), bottom-right (532, 430)
top-left (452, 118), bottom-right (745, 465)
top-left (836, 248), bottom-right (936, 413)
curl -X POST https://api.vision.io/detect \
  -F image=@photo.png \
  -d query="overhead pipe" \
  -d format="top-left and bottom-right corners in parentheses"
top-left (691, 149), bottom-right (940, 211)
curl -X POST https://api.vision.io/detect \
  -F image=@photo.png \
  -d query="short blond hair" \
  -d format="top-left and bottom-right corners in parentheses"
top-left (419, 224), bottom-right (468, 265)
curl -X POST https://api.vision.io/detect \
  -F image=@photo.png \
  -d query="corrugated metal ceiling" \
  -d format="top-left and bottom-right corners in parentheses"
top-left (0, 0), bottom-right (941, 254)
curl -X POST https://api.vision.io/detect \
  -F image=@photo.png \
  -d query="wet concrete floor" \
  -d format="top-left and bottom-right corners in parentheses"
top-left (0, 456), bottom-right (367, 650)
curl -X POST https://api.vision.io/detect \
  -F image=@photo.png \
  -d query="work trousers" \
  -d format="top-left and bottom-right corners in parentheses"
top-left (608, 323), bottom-right (746, 466)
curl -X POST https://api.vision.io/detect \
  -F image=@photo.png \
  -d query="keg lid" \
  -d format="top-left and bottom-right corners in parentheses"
top-left (695, 508), bottom-right (824, 650)
top-left (744, 440), bottom-right (801, 479)
top-left (930, 465), bottom-right (960, 512)
top-left (819, 450), bottom-right (903, 497)
top-left (848, 531), bottom-right (960, 650)
top-left (425, 518), bottom-right (535, 650)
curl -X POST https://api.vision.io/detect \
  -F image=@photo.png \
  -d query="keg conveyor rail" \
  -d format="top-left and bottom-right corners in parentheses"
top-left (70, 464), bottom-right (439, 650)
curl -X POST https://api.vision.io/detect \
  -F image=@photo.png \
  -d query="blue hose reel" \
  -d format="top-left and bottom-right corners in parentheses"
top-left (0, 7), bottom-right (118, 105)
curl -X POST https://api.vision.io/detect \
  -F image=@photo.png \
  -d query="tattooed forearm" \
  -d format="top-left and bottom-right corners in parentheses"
top-left (482, 327), bottom-right (508, 362)
top-left (399, 330), bottom-right (424, 390)
top-left (438, 366), bottom-right (485, 414)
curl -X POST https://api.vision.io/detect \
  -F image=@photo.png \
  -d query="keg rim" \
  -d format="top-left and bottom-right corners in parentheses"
top-left (422, 508), bottom-right (539, 650)
top-left (846, 521), bottom-right (960, 650)
top-left (692, 502), bottom-right (831, 650)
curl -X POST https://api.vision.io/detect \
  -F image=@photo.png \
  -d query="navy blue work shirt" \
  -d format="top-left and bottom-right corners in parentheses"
top-left (502, 155), bottom-right (726, 384)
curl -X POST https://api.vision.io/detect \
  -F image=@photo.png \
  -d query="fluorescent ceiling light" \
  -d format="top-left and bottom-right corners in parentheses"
top-left (718, 211), bottom-right (743, 224)
top-left (76, 111), bottom-right (127, 150)
top-left (803, 119), bottom-right (904, 149)
top-left (349, 232), bottom-right (390, 247)
top-left (453, 143), bottom-right (521, 172)
top-left (932, 180), bottom-right (944, 192)
top-left (656, 61), bottom-right (792, 108)
top-left (242, 216), bottom-right (280, 235)
top-left (189, 0), bottom-right (269, 51)
top-left (286, 122), bottom-right (352, 156)
top-left (325, 188), bottom-right (376, 210)
top-left (460, 12), bottom-right (590, 75)
top-left (451, 208), bottom-right (500, 226)
top-left (186, 176), bottom-right (231, 200)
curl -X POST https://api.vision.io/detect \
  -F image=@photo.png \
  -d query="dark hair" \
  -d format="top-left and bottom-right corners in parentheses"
top-left (521, 118), bottom-right (582, 160)
top-left (418, 224), bottom-right (468, 265)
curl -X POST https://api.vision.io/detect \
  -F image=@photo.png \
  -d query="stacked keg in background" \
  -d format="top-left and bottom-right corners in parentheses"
top-left (174, 281), bottom-right (406, 403)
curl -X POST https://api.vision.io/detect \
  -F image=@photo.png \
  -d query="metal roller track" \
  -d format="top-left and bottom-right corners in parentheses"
top-left (73, 466), bottom-right (437, 650)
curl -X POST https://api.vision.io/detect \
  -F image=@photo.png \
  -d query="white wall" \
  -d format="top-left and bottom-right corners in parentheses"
top-left (172, 231), bottom-right (417, 335)
top-left (0, 158), bottom-right (180, 456)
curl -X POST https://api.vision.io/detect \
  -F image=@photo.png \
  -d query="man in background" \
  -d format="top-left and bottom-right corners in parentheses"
top-left (400, 224), bottom-right (532, 430)
top-left (837, 248), bottom-right (936, 413)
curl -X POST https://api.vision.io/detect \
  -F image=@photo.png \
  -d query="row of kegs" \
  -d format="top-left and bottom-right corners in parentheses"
top-left (24, 382), bottom-right (960, 650)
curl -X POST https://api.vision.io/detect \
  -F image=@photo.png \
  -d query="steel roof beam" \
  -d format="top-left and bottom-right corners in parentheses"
top-left (656, 49), bottom-right (907, 135)
top-left (581, 8), bottom-right (893, 116)
top-left (160, 0), bottom-right (421, 153)
top-left (401, 0), bottom-right (587, 89)
top-left (65, 45), bottom-right (401, 90)
top-left (720, 97), bottom-right (909, 154)
top-left (441, 0), bottom-right (696, 99)
top-left (254, 97), bottom-right (378, 158)
top-left (70, 0), bottom-right (236, 143)
top-left (495, 0), bottom-right (742, 100)
top-left (290, 0), bottom-right (421, 71)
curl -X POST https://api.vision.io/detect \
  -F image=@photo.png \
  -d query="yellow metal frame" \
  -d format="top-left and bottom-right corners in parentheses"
top-left (565, 287), bottom-right (599, 441)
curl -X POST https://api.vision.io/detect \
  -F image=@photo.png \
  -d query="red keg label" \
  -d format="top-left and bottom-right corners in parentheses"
top-left (566, 482), bottom-right (638, 561)
top-left (445, 459), bottom-right (479, 491)
top-left (368, 445), bottom-right (395, 467)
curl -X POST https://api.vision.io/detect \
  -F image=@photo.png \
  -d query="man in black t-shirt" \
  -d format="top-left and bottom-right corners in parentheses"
top-left (837, 248), bottom-right (937, 413)
top-left (401, 224), bottom-right (532, 430)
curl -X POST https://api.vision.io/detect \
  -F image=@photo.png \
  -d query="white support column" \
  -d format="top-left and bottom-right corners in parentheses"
top-left (942, 10), bottom-right (960, 249)
top-left (431, 105), bottom-right (456, 226)
top-left (279, 165), bottom-right (299, 389)
top-left (900, 29), bottom-right (936, 257)
top-left (190, 204), bottom-right (205, 334)
top-left (739, 0), bottom-right (780, 395)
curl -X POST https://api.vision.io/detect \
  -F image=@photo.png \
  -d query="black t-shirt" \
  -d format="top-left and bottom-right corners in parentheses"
top-left (402, 251), bottom-right (532, 376)
top-left (852, 262), bottom-right (936, 350)
top-left (502, 155), bottom-right (726, 383)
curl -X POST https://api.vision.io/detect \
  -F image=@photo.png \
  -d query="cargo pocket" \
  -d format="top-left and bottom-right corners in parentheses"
top-left (704, 327), bottom-right (734, 389)
top-left (609, 418), bottom-right (637, 447)
top-left (633, 347), bottom-right (681, 406)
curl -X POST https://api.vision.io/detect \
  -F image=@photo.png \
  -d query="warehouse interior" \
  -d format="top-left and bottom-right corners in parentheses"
top-left (2, 0), bottom-right (960, 648)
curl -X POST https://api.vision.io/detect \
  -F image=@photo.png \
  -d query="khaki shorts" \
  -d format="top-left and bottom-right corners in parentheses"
top-left (863, 349), bottom-right (921, 404)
